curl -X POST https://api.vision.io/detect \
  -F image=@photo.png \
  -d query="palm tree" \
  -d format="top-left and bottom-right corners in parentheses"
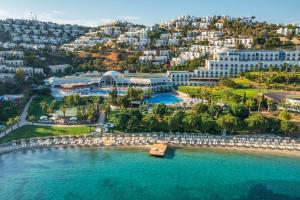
top-left (93, 96), bottom-right (102, 118)
top-left (267, 65), bottom-right (273, 91)
top-left (257, 62), bottom-right (263, 93)
top-left (6, 118), bottom-right (15, 131)
top-left (285, 63), bottom-right (290, 91)
top-left (256, 95), bottom-right (263, 112)
top-left (292, 82), bottom-right (297, 92)
top-left (28, 115), bottom-right (37, 125)
top-left (266, 99), bottom-right (273, 112)
top-left (144, 90), bottom-right (152, 107)
top-left (87, 114), bottom-right (93, 132)
top-left (47, 107), bottom-right (54, 116)
top-left (245, 98), bottom-right (255, 112)
top-left (87, 104), bottom-right (95, 132)
top-left (101, 101), bottom-right (111, 122)
top-left (60, 104), bottom-right (67, 118)
top-left (14, 116), bottom-right (21, 128)
top-left (39, 101), bottom-right (48, 115)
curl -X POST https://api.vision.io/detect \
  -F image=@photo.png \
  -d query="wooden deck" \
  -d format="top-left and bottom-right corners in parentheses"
top-left (149, 143), bottom-right (168, 157)
top-left (102, 137), bottom-right (112, 146)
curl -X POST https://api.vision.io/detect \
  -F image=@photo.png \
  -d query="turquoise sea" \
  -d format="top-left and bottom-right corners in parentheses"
top-left (0, 147), bottom-right (300, 200)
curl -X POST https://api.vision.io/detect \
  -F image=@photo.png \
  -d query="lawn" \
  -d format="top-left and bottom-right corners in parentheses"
top-left (0, 125), bottom-right (95, 144)
top-left (27, 95), bottom-right (61, 119)
top-left (230, 78), bottom-right (255, 85)
top-left (178, 86), bottom-right (285, 99)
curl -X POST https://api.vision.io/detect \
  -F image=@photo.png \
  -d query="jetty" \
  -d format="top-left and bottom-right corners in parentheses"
top-left (149, 143), bottom-right (168, 157)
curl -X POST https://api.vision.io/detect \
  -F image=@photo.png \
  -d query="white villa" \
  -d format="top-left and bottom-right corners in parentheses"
top-left (48, 64), bottom-right (71, 73)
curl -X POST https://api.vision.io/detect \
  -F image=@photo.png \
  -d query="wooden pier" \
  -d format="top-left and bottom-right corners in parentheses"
top-left (149, 143), bottom-right (168, 157)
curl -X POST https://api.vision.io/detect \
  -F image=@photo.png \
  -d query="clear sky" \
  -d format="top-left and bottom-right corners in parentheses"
top-left (0, 0), bottom-right (299, 27)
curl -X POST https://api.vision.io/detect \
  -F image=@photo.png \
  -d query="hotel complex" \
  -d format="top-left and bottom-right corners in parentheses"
top-left (46, 49), bottom-right (300, 94)
top-left (168, 49), bottom-right (300, 86)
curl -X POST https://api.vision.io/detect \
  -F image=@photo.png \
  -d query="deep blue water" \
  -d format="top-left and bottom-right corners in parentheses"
top-left (0, 148), bottom-right (300, 200)
top-left (148, 93), bottom-right (183, 105)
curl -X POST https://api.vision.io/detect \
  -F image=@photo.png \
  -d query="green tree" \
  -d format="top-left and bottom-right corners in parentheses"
top-left (199, 113), bottom-right (216, 134)
top-left (142, 113), bottom-right (160, 132)
top-left (245, 113), bottom-right (268, 134)
top-left (279, 110), bottom-right (291, 121)
top-left (216, 114), bottom-right (238, 135)
top-left (6, 117), bottom-right (15, 131)
top-left (152, 104), bottom-right (168, 118)
top-left (28, 115), bottom-right (37, 125)
top-left (230, 104), bottom-right (250, 119)
top-left (101, 101), bottom-right (111, 121)
top-left (113, 109), bottom-right (130, 130)
top-left (76, 106), bottom-right (86, 121)
top-left (266, 99), bottom-right (273, 112)
top-left (39, 100), bottom-right (48, 115)
top-left (280, 120), bottom-right (297, 137)
top-left (182, 113), bottom-right (199, 133)
top-left (47, 106), bottom-right (54, 116)
top-left (127, 116), bottom-right (140, 132)
top-left (167, 110), bottom-right (185, 133)
top-left (191, 103), bottom-right (209, 114)
top-left (87, 103), bottom-right (96, 132)
top-left (256, 95), bottom-right (263, 112)
top-left (14, 116), bottom-right (21, 128)
top-left (15, 68), bottom-right (25, 81)
top-left (60, 104), bottom-right (67, 118)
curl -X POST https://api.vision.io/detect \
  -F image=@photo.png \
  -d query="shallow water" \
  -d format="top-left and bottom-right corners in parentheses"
top-left (0, 147), bottom-right (300, 200)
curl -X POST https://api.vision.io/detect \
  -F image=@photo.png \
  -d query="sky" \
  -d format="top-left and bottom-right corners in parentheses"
top-left (0, 0), bottom-right (299, 27)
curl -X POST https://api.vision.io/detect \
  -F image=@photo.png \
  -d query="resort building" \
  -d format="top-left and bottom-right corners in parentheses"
top-left (168, 48), bottom-right (300, 86)
top-left (46, 71), bottom-right (172, 97)
top-left (99, 71), bottom-right (172, 92)
top-left (45, 71), bottom-right (102, 88)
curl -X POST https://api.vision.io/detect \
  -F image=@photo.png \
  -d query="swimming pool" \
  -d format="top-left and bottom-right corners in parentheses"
top-left (148, 93), bottom-right (183, 105)
top-left (51, 88), bottom-right (126, 99)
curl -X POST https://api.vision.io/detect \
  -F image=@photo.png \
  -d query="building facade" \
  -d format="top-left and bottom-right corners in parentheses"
top-left (99, 71), bottom-right (172, 92)
top-left (46, 71), bottom-right (173, 93)
top-left (168, 49), bottom-right (300, 86)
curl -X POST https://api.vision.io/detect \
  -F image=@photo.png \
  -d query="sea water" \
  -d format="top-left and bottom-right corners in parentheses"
top-left (0, 148), bottom-right (300, 200)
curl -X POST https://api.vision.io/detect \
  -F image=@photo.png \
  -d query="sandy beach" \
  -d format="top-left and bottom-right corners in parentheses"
top-left (1, 142), bottom-right (300, 158)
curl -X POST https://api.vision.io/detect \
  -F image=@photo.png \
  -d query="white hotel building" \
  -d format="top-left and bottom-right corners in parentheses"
top-left (168, 48), bottom-right (300, 86)
top-left (46, 71), bottom-right (172, 94)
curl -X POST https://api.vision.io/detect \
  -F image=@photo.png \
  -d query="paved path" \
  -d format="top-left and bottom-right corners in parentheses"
top-left (98, 111), bottom-right (106, 123)
top-left (0, 96), bottom-right (33, 138)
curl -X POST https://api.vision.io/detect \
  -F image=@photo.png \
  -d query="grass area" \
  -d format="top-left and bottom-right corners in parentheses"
top-left (0, 125), bottom-right (95, 144)
top-left (249, 71), bottom-right (300, 76)
top-left (27, 95), bottom-right (61, 119)
top-left (230, 78), bottom-right (255, 85)
top-left (178, 86), bottom-right (285, 99)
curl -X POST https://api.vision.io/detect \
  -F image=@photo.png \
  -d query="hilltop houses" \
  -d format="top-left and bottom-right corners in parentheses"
top-left (0, 19), bottom-right (88, 50)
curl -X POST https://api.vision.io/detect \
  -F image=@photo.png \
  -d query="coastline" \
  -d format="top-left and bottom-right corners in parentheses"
top-left (1, 143), bottom-right (300, 158)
